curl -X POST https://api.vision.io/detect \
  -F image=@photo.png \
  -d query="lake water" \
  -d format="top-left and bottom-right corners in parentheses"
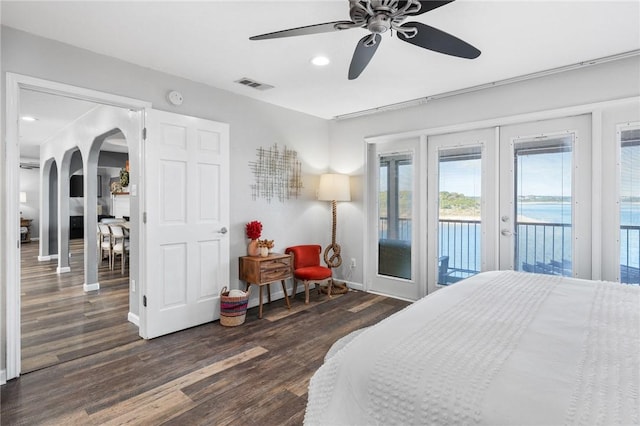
top-left (519, 202), bottom-right (640, 226)
top-left (438, 202), bottom-right (640, 278)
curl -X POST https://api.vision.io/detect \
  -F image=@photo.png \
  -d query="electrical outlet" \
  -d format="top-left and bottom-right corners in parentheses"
top-left (350, 258), bottom-right (356, 268)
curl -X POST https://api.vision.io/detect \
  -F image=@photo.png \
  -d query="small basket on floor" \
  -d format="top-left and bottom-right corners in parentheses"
top-left (219, 286), bottom-right (249, 327)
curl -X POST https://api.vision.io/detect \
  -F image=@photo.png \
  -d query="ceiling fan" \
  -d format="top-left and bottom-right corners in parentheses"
top-left (250, 0), bottom-right (481, 80)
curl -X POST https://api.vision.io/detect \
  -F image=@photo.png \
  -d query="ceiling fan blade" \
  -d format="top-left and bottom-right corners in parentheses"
top-left (398, 21), bottom-right (481, 59)
top-left (348, 34), bottom-right (382, 80)
top-left (250, 21), bottom-right (354, 40)
top-left (398, 1), bottom-right (456, 16)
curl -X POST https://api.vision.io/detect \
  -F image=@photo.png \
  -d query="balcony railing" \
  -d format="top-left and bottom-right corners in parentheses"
top-left (516, 221), bottom-right (572, 276)
top-left (378, 217), bottom-right (412, 241)
top-left (621, 225), bottom-right (640, 284)
top-left (438, 219), bottom-right (481, 283)
top-left (378, 218), bottom-right (640, 284)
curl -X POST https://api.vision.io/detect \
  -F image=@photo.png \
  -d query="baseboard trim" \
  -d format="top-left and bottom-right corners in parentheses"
top-left (56, 266), bottom-right (71, 274)
top-left (83, 282), bottom-right (100, 292)
top-left (343, 280), bottom-right (364, 292)
top-left (38, 254), bottom-right (59, 261)
top-left (128, 312), bottom-right (140, 327)
top-left (1, 369), bottom-right (6, 385)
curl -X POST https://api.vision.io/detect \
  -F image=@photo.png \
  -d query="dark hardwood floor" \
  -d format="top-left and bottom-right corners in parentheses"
top-left (3, 243), bottom-right (410, 425)
top-left (19, 239), bottom-right (139, 374)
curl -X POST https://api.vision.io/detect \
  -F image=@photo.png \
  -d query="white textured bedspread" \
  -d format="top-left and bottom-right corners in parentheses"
top-left (305, 271), bottom-right (640, 425)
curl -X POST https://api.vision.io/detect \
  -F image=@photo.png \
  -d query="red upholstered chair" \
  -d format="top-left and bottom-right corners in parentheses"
top-left (285, 245), bottom-right (333, 304)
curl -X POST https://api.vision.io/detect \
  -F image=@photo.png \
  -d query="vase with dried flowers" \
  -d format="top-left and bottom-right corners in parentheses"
top-left (257, 239), bottom-right (274, 257)
top-left (245, 220), bottom-right (262, 256)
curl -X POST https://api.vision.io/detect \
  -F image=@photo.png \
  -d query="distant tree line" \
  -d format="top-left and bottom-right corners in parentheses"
top-left (440, 191), bottom-right (480, 211)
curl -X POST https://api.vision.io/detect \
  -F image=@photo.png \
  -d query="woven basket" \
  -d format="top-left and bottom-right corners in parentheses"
top-left (219, 286), bottom-right (249, 327)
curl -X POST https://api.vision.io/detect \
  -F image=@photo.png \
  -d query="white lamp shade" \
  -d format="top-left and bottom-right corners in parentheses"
top-left (318, 173), bottom-right (351, 202)
top-left (19, 192), bottom-right (27, 203)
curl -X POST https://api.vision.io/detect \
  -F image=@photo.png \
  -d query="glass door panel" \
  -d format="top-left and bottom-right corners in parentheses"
top-left (499, 115), bottom-right (591, 278)
top-left (378, 153), bottom-right (412, 280)
top-left (620, 126), bottom-right (640, 284)
top-left (438, 146), bottom-right (482, 285)
top-left (514, 137), bottom-right (573, 276)
top-left (427, 127), bottom-right (496, 293)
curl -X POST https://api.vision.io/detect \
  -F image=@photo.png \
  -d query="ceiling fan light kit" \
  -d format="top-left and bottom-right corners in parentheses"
top-left (250, 0), bottom-right (481, 80)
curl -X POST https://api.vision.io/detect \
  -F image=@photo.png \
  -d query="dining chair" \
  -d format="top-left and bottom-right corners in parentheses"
top-left (109, 225), bottom-right (129, 274)
top-left (285, 245), bottom-right (333, 304)
top-left (98, 224), bottom-right (112, 268)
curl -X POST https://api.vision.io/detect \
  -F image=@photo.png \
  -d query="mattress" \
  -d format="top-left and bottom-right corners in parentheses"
top-left (304, 271), bottom-right (640, 425)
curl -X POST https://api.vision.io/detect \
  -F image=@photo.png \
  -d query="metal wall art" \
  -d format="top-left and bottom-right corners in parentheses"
top-left (249, 144), bottom-right (303, 202)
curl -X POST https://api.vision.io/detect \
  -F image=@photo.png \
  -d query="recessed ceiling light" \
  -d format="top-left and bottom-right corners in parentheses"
top-left (21, 116), bottom-right (37, 122)
top-left (311, 56), bottom-right (330, 66)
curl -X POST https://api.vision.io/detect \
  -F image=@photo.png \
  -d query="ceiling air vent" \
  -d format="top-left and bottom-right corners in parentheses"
top-left (234, 77), bottom-right (274, 91)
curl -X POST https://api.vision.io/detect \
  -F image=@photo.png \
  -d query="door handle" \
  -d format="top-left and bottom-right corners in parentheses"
top-left (218, 227), bottom-right (228, 234)
top-left (501, 229), bottom-right (516, 237)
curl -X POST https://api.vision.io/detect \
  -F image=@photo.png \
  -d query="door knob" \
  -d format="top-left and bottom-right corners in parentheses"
top-left (501, 229), bottom-right (513, 236)
top-left (218, 227), bottom-right (228, 234)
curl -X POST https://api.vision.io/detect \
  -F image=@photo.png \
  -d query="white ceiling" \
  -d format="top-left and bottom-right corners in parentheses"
top-left (18, 90), bottom-right (129, 159)
top-left (3, 0), bottom-right (640, 156)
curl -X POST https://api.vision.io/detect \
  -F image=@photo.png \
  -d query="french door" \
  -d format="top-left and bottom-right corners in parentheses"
top-left (367, 115), bottom-right (592, 300)
top-left (427, 128), bottom-right (497, 294)
top-left (499, 115), bottom-right (592, 278)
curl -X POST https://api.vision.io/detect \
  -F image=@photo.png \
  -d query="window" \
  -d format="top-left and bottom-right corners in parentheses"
top-left (378, 154), bottom-right (412, 280)
top-left (620, 127), bottom-right (640, 284)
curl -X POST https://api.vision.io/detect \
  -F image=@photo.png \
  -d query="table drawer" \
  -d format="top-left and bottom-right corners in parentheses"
top-left (239, 254), bottom-right (292, 284)
top-left (261, 266), bottom-right (291, 282)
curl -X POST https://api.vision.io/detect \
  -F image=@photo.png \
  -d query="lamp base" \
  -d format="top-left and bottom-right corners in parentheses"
top-left (321, 280), bottom-right (349, 295)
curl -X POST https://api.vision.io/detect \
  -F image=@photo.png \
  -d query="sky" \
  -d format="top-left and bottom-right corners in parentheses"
top-left (383, 145), bottom-right (637, 198)
top-left (441, 152), bottom-right (572, 197)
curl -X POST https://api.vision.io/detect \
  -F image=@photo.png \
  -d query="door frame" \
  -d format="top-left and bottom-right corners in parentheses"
top-left (4, 73), bottom-right (151, 381)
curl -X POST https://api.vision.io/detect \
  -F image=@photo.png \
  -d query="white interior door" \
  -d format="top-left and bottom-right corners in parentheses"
top-left (427, 128), bottom-right (498, 294)
top-left (499, 115), bottom-right (591, 278)
top-left (142, 109), bottom-right (229, 339)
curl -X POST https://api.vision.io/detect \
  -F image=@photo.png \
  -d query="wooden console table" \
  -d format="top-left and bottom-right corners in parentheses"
top-left (239, 253), bottom-right (292, 319)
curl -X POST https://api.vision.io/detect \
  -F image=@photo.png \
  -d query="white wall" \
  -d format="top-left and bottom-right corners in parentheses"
top-left (328, 56), bottom-right (640, 285)
top-left (1, 26), bottom-right (331, 378)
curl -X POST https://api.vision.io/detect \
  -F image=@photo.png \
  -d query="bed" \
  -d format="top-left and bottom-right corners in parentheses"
top-left (305, 271), bottom-right (639, 425)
